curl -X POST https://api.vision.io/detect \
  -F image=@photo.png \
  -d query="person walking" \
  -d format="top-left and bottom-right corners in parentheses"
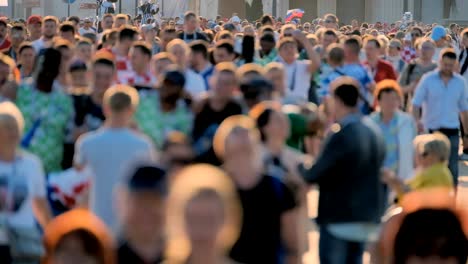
top-left (299, 77), bottom-right (387, 264)
top-left (412, 48), bottom-right (468, 186)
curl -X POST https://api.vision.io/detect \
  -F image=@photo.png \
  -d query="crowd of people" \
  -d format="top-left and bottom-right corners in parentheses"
top-left (0, 8), bottom-right (467, 264)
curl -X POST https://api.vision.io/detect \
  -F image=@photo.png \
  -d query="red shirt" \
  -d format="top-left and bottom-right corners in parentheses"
top-left (365, 59), bottom-right (397, 83)
top-left (0, 38), bottom-right (11, 52)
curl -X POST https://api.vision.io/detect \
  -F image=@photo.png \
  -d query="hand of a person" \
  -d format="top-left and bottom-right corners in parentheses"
top-left (292, 29), bottom-right (308, 44)
top-left (381, 168), bottom-right (397, 185)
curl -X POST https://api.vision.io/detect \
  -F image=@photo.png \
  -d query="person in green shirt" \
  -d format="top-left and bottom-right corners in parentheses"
top-left (16, 48), bottom-right (74, 173)
top-left (134, 67), bottom-right (192, 149)
top-left (258, 32), bottom-right (278, 66)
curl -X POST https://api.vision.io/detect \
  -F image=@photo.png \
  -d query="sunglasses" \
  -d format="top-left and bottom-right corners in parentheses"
top-left (411, 33), bottom-right (421, 37)
top-left (325, 20), bottom-right (334, 24)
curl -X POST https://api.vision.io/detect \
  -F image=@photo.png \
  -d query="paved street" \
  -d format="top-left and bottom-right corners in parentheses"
top-left (302, 162), bottom-right (468, 264)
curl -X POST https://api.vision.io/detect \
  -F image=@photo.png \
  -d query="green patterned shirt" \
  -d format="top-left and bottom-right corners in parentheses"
top-left (16, 80), bottom-right (74, 173)
top-left (135, 91), bottom-right (193, 149)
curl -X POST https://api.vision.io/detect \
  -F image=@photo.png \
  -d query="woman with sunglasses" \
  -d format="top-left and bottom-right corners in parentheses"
top-left (382, 133), bottom-right (454, 202)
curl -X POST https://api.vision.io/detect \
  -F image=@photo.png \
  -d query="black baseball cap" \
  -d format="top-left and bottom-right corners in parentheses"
top-left (125, 164), bottom-right (168, 195)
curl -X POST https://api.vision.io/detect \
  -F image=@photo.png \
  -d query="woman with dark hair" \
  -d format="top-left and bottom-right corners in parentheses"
top-left (16, 47), bottom-right (74, 173)
top-left (43, 209), bottom-right (115, 264)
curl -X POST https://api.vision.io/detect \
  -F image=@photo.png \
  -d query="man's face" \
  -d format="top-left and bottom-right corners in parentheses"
top-left (0, 25), bottom-right (6, 41)
top-left (84, 21), bottom-right (92, 29)
top-left (144, 28), bottom-right (156, 41)
top-left (77, 44), bottom-right (92, 62)
top-left (185, 195), bottom-right (224, 244)
top-left (93, 64), bottom-right (114, 94)
top-left (214, 47), bottom-right (234, 63)
top-left (278, 42), bottom-right (298, 63)
top-left (365, 41), bottom-right (379, 60)
top-left (102, 17), bottom-right (114, 29)
top-left (130, 48), bottom-right (150, 70)
top-left (322, 34), bottom-right (337, 48)
top-left (420, 41), bottom-right (435, 60)
top-left (324, 18), bottom-right (337, 29)
top-left (169, 45), bottom-right (187, 68)
top-left (0, 117), bottom-right (20, 152)
top-left (10, 29), bottom-right (25, 47)
top-left (185, 17), bottom-right (197, 32)
top-left (122, 192), bottom-right (166, 240)
top-left (60, 31), bottom-right (75, 43)
top-left (114, 18), bottom-right (126, 28)
top-left (212, 71), bottom-right (237, 99)
top-left (440, 57), bottom-right (456, 75)
top-left (260, 40), bottom-right (275, 54)
top-left (463, 34), bottom-right (468, 48)
top-left (161, 32), bottom-right (176, 50)
top-left (189, 51), bottom-right (204, 68)
top-left (19, 48), bottom-right (35, 67)
top-left (43, 20), bottom-right (57, 39)
top-left (28, 23), bottom-right (42, 39)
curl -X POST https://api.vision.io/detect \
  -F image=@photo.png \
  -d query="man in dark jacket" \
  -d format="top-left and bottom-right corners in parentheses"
top-left (299, 76), bottom-right (386, 264)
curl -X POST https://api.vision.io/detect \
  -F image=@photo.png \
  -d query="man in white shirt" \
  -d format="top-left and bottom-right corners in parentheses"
top-left (276, 30), bottom-right (321, 103)
top-left (32, 16), bottom-right (58, 53)
top-left (78, 18), bottom-right (97, 36)
top-left (74, 85), bottom-right (154, 232)
top-left (412, 48), bottom-right (468, 185)
top-left (0, 102), bottom-right (52, 261)
top-left (167, 39), bottom-right (206, 98)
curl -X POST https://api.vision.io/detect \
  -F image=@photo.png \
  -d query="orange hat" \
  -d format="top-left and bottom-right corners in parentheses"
top-left (43, 209), bottom-right (115, 264)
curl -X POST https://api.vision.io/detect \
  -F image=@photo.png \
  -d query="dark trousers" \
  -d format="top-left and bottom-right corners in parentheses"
top-left (0, 245), bottom-right (11, 264)
top-left (429, 128), bottom-right (459, 186)
top-left (319, 226), bottom-right (365, 264)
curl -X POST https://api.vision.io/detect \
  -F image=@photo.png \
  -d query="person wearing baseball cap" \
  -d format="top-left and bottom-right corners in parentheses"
top-left (115, 163), bottom-right (168, 263)
top-left (26, 15), bottom-right (42, 41)
top-left (431, 25), bottom-right (449, 61)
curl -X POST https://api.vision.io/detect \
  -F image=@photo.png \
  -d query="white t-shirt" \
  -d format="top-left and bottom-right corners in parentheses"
top-left (185, 69), bottom-right (207, 99)
top-left (32, 38), bottom-right (46, 53)
top-left (0, 152), bottom-right (46, 244)
top-left (74, 128), bottom-right (154, 232)
top-left (279, 58), bottom-right (312, 102)
top-left (79, 27), bottom-right (96, 36)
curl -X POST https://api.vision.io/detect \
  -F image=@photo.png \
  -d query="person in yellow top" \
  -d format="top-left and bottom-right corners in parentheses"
top-left (382, 133), bottom-right (454, 200)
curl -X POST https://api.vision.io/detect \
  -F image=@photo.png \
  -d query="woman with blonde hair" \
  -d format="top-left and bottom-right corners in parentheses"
top-left (165, 164), bottom-right (242, 264)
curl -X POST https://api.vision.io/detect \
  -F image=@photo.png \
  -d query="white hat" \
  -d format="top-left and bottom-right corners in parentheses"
top-left (231, 16), bottom-right (241, 23)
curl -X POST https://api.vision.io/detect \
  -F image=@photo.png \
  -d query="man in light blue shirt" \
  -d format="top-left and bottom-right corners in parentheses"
top-left (412, 48), bottom-right (468, 185)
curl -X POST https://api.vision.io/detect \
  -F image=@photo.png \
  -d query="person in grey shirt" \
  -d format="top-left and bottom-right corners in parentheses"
top-left (74, 85), bottom-right (154, 232)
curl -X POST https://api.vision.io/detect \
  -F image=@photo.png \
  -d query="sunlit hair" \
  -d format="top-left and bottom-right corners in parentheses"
top-left (236, 63), bottom-right (265, 80)
top-left (277, 37), bottom-right (297, 50)
top-left (265, 62), bottom-right (285, 74)
top-left (165, 164), bottom-right (242, 263)
top-left (152, 52), bottom-right (176, 64)
top-left (0, 101), bottom-right (25, 136)
top-left (413, 133), bottom-right (450, 162)
top-left (374, 79), bottom-right (403, 101)
top-left (213, 115), bottom-right (259, 160)
top-left (103, 85), bottom-right (139, 113)
top-left (167, 39), bottom-right (190, 56)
